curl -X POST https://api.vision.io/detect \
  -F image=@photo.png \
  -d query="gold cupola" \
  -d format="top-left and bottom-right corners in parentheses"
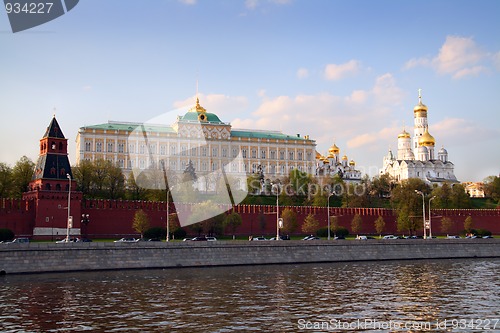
top-left (414, 89), bottom-right (428, 117)
top-left (418, 128), bottom-right (436, 147)
top-left (342, 154), bottom-right (348, 161)
top-left (398, 129), bottom-right (411, 139)
top-left (328, 143), bottom-right (340, 154)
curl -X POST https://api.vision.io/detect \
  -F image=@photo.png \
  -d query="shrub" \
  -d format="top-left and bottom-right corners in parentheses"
top-left (143, 227), bottom-right (166, 240)
top-left (316, 226), bottom-right (349, 238)
top-left (0, 228), bottom-right (14, 242)
top-left (173, 228), bottom-right (187, 240)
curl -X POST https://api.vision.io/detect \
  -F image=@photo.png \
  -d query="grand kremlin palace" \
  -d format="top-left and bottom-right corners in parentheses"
top-left (76, 98), bottom-right (318, 186)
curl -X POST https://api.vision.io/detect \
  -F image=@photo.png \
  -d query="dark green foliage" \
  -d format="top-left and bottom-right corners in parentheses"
top-left (0, 228), bottom-right (14, 241)
top-left (143, 227), bottom-right (166, 240)
top-left (173, 228), bottom-right (187, 239)
top-left (316, 226), bottom-right (349, 238)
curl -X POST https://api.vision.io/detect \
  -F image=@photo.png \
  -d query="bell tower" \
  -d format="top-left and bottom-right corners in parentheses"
top-left (23, 115), bottom-right (82, 240)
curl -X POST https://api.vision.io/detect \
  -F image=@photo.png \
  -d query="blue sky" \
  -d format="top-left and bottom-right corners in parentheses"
top-left (0, 0), bottom-right (499, 182)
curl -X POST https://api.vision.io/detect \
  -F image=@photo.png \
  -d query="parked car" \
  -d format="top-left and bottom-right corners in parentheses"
top-left (333, 235), bottom-right (345, 240)
top-left (383, 235), bottom-right (398, 239)
top-left (114, 238), bottom-right (138, 243)
top-left (356, 235), bottom-right (368, 240)
top-left (191, 236), bottom-right (208, 241)
top-left (303, 235), bottom-right (320, 240)
top-left (56, 237), bottom-right (80, 243)
top-left (482, 235), bottom-right (494, 239)
top-left (4, 238), bottom-right (30, 244)
top-left (206, 237), bottom-right (217, 241)
top-left (447, 235), bottom-right (461, 239)
top-left (252, 236), bottom-right (268, 241)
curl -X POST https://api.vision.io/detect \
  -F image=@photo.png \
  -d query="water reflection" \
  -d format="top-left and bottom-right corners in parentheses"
top-left (0, 259), bottom-right (499, 332)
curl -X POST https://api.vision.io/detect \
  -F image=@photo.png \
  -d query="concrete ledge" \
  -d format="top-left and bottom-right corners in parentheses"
top-left (1, 239), bottom-right (499, 274)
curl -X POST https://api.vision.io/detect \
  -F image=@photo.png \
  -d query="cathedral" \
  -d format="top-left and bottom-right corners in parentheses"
top-left (382, 90), bottom-right (458, 185)
top-left (315, 143), bottom-right (362, 183)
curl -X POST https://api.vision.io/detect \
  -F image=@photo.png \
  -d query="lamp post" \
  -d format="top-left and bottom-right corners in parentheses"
top-left (272, 182), bottom-right (279, 240)
top-left (166, 187), bottom-right (171, 242)
top-left (428, 196), bottom-right (436, 239)
top-left (66, 174), bottom-right (71, 242)
top-left (415, 190), bottom-right (426, 239)
top-left (327, 192), bottom-right (334, 240)
top-left (81, 214), bottom-right (90, 239)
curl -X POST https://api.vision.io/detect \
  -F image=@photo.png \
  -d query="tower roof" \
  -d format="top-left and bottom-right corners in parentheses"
top-left (414, 89), bottom-right (428, 113)
top-left (43, 116), bottom-right (66, 139)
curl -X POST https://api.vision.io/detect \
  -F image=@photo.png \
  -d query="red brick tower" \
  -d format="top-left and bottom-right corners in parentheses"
top-left (23, 116), bottom-right (82, 240)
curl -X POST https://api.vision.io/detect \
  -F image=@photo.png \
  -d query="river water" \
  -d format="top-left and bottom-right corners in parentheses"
top-left (0, 259), bottom-right (499, 332)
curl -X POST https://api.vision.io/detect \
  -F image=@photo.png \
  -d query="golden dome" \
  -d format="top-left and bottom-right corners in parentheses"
top-left (327, 153), bottom-right (335, 159)
top-left (328, 143), bottom-right (340, 154)
top-left (315, 151), bottom-right (322, 159)
top-left (414, 89), bottom-right (428, 113)
top-left (323, 157), bottom-right (330, 164)
top-left (349, 160), bottom-right (355, 166)
top-left (418, 128), bottom-right (435, 146)
top-left (398, 129), bottom-right (410, 139)
top-left (342, 154), bottom-right (348, 160)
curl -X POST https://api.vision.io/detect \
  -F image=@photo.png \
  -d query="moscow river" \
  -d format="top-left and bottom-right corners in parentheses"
top-left (0, 258), bottom-right (499, 332)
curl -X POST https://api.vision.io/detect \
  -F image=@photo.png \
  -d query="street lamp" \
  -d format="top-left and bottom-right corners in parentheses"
top-left (428, 196), bottom-right (436, 239)
top-left (81, 214), bottom-right (90, 239)
top-left (66, 173), bottom-right (71, 242)
top-left (166, 187), bottom-right (171, 242)
top-left (272, 182), bottom-right (280, 240)
top-left (415, 190), bottom-right (426, 239)
top-left (327, 192), bottom-right (334, 240)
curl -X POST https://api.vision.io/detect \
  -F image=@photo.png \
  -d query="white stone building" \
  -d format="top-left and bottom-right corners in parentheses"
top-left (382, 91), bottom-right (458, 185)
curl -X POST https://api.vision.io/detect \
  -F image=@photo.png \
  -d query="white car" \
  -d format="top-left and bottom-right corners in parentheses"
top-left (383, 235), bottom-right (398, 239)
top-left (56, 237), bottom-right (80, 243)
top-left (206, 237), bottom-right (217, 241)
top-left (114, 238), bottom-right (139, 243)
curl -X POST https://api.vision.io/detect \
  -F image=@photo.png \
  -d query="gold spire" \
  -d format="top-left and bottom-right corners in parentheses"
top-left (414, 88), bottom-right (428, 113)
top-left (189, 96), bottom-right (207, 113)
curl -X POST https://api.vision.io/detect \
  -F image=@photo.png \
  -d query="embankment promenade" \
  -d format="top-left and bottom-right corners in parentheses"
top-left (1, 239), bottom-right (499, 275)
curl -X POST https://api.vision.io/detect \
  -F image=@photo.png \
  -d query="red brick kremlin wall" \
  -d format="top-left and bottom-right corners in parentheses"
top-left (1, 198), bottom-right (499, 238)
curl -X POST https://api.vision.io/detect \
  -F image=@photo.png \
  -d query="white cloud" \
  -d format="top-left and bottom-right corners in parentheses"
top-left (296, 68), bottom-right (309, 79)
top-left (430, 117), bottom-right (499, 146)
top-left (179, 0), bottom-right (197, 5)
top-left (404, 35), bottom-right (494, 79)
top-left (245, 0), bottom-right (291, 9)
top-left (492, 51), bottom-right (500, 71)
top-left (324, 60), bottom-right (360, 80)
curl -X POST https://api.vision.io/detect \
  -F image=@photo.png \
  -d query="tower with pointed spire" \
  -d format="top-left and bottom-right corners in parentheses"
top-left (23, 115), bottom-right (82, 239)
top-left (381, 90), bottom-right (458, 185)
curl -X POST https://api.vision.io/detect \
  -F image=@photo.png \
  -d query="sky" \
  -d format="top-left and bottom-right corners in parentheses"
top-left (0, 0), bottom-right (499, 182)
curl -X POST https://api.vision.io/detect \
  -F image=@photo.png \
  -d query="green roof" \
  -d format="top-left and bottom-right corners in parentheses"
top-left (231, 129), bottom-right (310, 141)
top-left (178, 111), bottom-right (224, 124)
top-left (81, 122), bottom-right (175, 133)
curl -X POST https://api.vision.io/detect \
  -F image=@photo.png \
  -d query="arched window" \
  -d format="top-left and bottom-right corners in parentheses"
top-left (45, 183), bottom-right (51, 190)
top-left (56, 184), bottom-right (61, 191)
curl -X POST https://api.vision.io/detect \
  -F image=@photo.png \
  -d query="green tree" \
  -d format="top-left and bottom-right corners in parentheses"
top-left (391, 178), bottom-right (429, 235)
top-left (0, 163), bottom-right (13, 198)
top-left (188, 200), bottom-right (225, 236)
top-left (484, 175), bottom-right (500, 203)
top-left (224, 211), bottom-right (242, 239)
top-left (126, 172), bottom-right (148, 200)
top-left (11, 156), bottom-right (35, 198)
top-left (440, 217), bottom-right (453, 234)
top-left (301, 213), bottom-right (319, 234)
top-left (132, 209), bottom-right (150, 238)
top-left (374, 215), bottom-right (386, 237)
top-left (330, 215), bottom-right (339, 238)
top-left (281, 207), bottom-right (298, 235)
top-left (371, 173), bottom-right (393, 198)
top-left (107, 162), bottom-right (125, 199)
top-left (351, 214), bottom-right (362, 237)
top-left (464, 215), bottom-right (473, 233)
top-left (72, 159), bottom-right (94, 196)
top-left (450, 183), bottom-right (471, 208)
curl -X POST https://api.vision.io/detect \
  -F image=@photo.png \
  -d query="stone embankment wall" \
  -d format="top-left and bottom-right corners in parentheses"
top-left (1, 239), bottom-right (499, 274)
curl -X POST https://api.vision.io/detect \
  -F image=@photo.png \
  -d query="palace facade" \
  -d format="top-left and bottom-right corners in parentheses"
top-left (76, 98), bottom-right (317, 188)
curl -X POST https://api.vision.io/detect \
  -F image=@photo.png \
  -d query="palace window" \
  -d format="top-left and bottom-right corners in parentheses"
top-left (261, 150), bottom-right (266, 159)
top-left (279, 151), bottom-right (284, 160)
top-left (118, 143), bottom-right (124, 153)
top-left (232, 148), bottom-right (238, 158)
top-left (96, 142), bottom-right (102, 152)
top-left (85, 141), bottom-right (92, 152)
top-left (251, 149), bottom-right (256, 159)
top-left (298, 152), bottom-right (303, 161)
top-left (107, 142), bottom-right (114, 153)
top-left (160, 145), bottom-right (166, 155)
top-left (222, 148), bottom-right (227, 158)
top-left (242, 149), bottom-right (247, 158)
top-left (289, 152), bottom-right (294, 160)
top-left (270, 150), bottom-right (276, 159)
top-left (129, 144), bottom-right (135, 154)
top-left (212, 147), bottom-right (218, 157)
